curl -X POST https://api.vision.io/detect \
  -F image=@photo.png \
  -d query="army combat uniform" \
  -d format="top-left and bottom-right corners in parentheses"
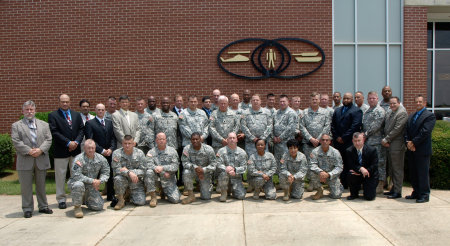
top-left (145, 146), bottom-right (181, 203)
top-left (241, 108), bottom-right (273, 156)
top-left (209, 109), bottom-right (240, 153)
top-left (154, 111), bottom-right (179, 149)
top-left (310, 146), bottom-right (343, 198)
top-left (179, 108), bottom-right (210, 147)
top-left (363, 105), bottom-right (386, 181)
top-left (216, 146), bottom-right (248, 200)
top-left (273, 107), bottom-right (298, 169)
top-left (69, 153), bottom-right (110, 210)
top-left (112, 148), bottom-right (147, 206)
top-left (181, 144), bottom-right (216, 199)
top-left (136, 111), bottom-right (155, 154)
top-left (279, 151), bottom-right (308, 199)
top-left (248, 152), bottom-right (277, 200)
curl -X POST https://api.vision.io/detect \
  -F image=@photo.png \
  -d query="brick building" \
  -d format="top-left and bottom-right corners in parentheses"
top-left (0, 0), bottom-right (448, 133)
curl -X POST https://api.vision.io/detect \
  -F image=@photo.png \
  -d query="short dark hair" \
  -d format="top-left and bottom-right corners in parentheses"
top-left (202, 96), bottom-right (211, 102)
top-left (135, 97), bottom-right (145, 102)
top-left (191, 132), bottom-right (202, 139)
top-left (254, 138), bottom-right (266, 147)
top-left (108, 96), bottom-right (116, 101)
top-left (267, 93), bottom-right (275, 98)
top-left (123, 135), bottom-right (133, 141)
top-left (119, 95), bottom-right (129, 101)
top-left (286, 139), bottom-right (300, 149)
top-left (188, 95), bottom-right (197, 100)
top-left (79, 99), bottom-right (90, 107)
top-left (390, 96), bottom-right (400, 103)
top-left (279, 94), bottom-right (289, 100)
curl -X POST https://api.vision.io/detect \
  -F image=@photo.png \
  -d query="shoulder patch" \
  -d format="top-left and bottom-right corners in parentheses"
top-left (76, 160), bottom-right (82, 167)
top-left (183, 151), bottom-right (189, 157)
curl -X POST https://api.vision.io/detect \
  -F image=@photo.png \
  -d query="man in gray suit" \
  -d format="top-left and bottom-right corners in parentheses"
top-left (382, 96), bottom-right (408, 199)
top-left (112, 95), bottom-right (141, 148)
top-left (11, 101), bottom-right (53, 218)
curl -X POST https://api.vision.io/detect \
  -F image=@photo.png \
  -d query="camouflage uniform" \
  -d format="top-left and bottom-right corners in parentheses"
top-left (379, 100), bottom-right (390, 113)
top-left (154, 111), bottom-right (179, 149)
top-left (209, 109), bottom-right (240, 153)
top-left (293, 109), bottom-right (304, 140)
top-left (300, 107), bottom-right (331, 188)
top-left (181, 144), bottom-right (216, 199)
top-left (279, 151), bottom-right (308, 199)
top-left (265, 107), bottom-right (277, 154)
top-left (358, 104), bottom-right (370, 114)
top-left (322, 106), bottom-right (335, 121)
top-left (179, 108), bottom-right (209, 147)
top-left (229, 107), bottom-right (245, 149)
top-left (145, 146), bottom-right (181, 203)
top-left (239, 102), bottom-right (252, 111)
top-left (216, 146), bottom-right (248, 200)
top-left (310, 146), bottom-right (343, 198)
top-left (248, 152), bottom-right (277, 200)
top-left (145, 107), bottom-right (162, 117)
top-left (68, 153), bottom-right (110, 210)
top-left (273, 107), bottom-right (298, 169)
top-left (112, 148), bottom-right (147, 206)
top-left (136, 111), bottom-right (155, 153)
top-left (363, 105), bottom-right (386, 181)
top-left (241, 108), bottom-right (273, 156)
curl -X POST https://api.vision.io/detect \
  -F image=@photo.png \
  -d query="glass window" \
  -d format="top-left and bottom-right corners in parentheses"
top-left (435, 22), bottom-right (450, 48)
top-left (427, 23), bottom-right (433, 49)
top-left (335, 0), bottom-right (355, 42)
top-left (357, 46), bottom-right (386, 93)
top-left (357, 0), bottom-right (386, 42)
top-left (334, 46), bottom-right (355, 94)
top-left (435, 51), bottom-right (450, 107)
top-left (388, 0), bottom-right (402, 43)
top-left (427, 51), bottom-right (433, 107)
top-left (389, 45), bottom-right (402, 98)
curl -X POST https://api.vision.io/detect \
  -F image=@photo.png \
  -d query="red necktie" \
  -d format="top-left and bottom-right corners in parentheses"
top-left (66, 113), bottom-right (72, 125)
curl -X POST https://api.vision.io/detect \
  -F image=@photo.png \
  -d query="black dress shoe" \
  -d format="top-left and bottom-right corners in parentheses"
top-left (24, 211), bottom-right (32, 218)
top-left (347, 195), bottom-right (358, 200)
top-left (38, 208), bottom-right (53, 214)
top-left (110, 197), bottom-right (118, 208)
top-left (416, 196), bottom-right (429, 203)
top-left (58, 202), bottom-right (67, 209)
top-left (405, 194), bottom-right (418, 200)
top-left (383, 191), bottom-right (394, 196)
top-left (387, 192), bottom-right (401, 199)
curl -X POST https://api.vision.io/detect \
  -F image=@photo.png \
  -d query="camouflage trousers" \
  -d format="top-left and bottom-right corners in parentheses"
top-left (311, 174), bottom-right (343, 199)
top-left (69, 181), bottom-right (104, 211)
top-left (279, 174), bottom-right (304, 199)
top-left (274, 141), bottom-right (288, 173)
top-left (114, 175), bottom-right (146, 206)
top-left (252, 176), bottom-right (276, 200)
top-left (183, 169), bottom-right (213, 200)
top-left (218, 172), bottom-right (246, 200)
top-left (303, 144), bottom-right (319, 189)
top-left (368, 142), bottom-right (386, 181)
top-left (145, 171), bottom-right (181, 204)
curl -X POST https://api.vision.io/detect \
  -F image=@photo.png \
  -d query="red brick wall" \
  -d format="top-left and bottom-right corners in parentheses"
top-left (0, 0), bottom-right (333, 133)
top-left (403, 6), bottom-right (428, 113)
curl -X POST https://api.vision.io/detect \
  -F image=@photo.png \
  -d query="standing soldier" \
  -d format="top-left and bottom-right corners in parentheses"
top-left (179, 95), bottom-right (209, 148)
top-left (265, 93), bottom-right (277, 117)
top-left (333, 92), bottom-right (343, 109)
top-left (320, 93), bottom-right (335, 120)
top-left (291, 96), bottom-right (304, 143)
top-left (355, 91), bottom-right (370, 113)
top-left (279, 139), bottom-right (308, 201)
top-left (181, 133), bottom-right (216, 204)
top-left (145, 133), bottom-right (181, 207)
top-left (69, 139), bottom-right (110, 218)
top-left (216, 132), bottom-right (248, 202)
top-left (309, 134), bottom-right (343, 200)
top-left (379, 86), bottom-right (392, 112)
top-left (300, 92), bottom-right (331, 192)
top-left (112, 135), bottom-right (147, 210)
top-left (239, 89), bottom-right (252, 110)
top-left (154, 97), bottom-right (179, 149)
top-left (146, 96), bottom-right (162, 116)
top-left (135, 97), bottom-right (155, 154)
top-left (248, 139), bottom-right (277, 200)
top-left (229, 93), bottom-right (246, 149)
top-left (362, 91), bottom-right (386, 193)
top-left (273, 95), bottom-right (298, 168)
top-left (211, 89), bottom-right (221, 111)
top-left (209, 96), bottom-right (240, 153)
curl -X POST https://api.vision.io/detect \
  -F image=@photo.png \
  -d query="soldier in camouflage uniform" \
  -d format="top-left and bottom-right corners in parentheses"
top-left (380, 86), bottom-right (392, 112)
top-left (154, 97), bottom-right (179, 150)
top-left (181, 133), bottom-right (216, 204)
top-left (291, 96), bottom-right (304, 144)
top-left (239, 89), bottom-right (252, 110)
top-left (320, 93), bottom-right (335, 120)
top-left (279, 139), bottom-right (308, 201)
top-left (380, 86), bottom-right (392, 191)
top-left (355, 91), bottom-right (370, 114)
top-left (135, 97), bottom-right (155, 154)
top-left (248, 139), bottom-right (277, 200)
top-left (145, 132), bottom-right (181, 207)
top-left (209, 96), bottom-right (240, 153)
top-left (111, 135), bottom-right (147, 210)
top-left (300, 92), bottom-right (331, 191)
top-left (363, 91), bottom-right (386, 193)
top-left (145, 96), bottom-right (162, 116)
top-left (179, 95), bottom-right (209, 148)
top-left (69, 139), bottom-right (110, 218)
top-left (211, 89), bottom-right (221, 112)
top-left (309, 134), bottom-right (343, 200)
top-left (229, 93), bottom-right (246, 149)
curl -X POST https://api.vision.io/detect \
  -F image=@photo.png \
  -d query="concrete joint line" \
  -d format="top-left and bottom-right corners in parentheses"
top-left (94, 207), bottom-right (136, 246)
top-left (242, 201), bottom-right (248, 246)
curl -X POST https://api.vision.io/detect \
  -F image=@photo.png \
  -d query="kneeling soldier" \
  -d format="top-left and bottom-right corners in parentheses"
top-left (248, 139), bottom-right (277, 200)
top-left (112, 135), bottom-right (147, 210)
top-left (145, 132), bottom-right (181, 207)
top-left (216, 132), bottom-right (248, 202)
top-left (279, 139), bottom-right (308, 201)
top-left (69, 139), bottom-right (110, 218)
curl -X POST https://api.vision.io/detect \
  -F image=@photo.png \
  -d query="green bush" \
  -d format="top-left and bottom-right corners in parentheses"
top-left (0, 134), bottom-right (15, 172)
top-left (429, 120), bottom-right (450, 189)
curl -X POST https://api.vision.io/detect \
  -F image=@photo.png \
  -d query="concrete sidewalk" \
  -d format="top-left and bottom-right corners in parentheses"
top-left (0, 187), bottom-right (449, 246)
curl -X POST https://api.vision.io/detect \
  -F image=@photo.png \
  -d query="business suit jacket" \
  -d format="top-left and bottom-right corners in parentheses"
top-left (85, 117), bottom-right (117, 155)
top-left (346, 144), bottom-right (379, 179)
top-left (48, 109), bottom-right (84, 158)
top-left (331, 103), bottom-right (363, 150)
top-left (383, 105), bottom-right (408, 151)
top-left (111, 109), bottom-right (141, 144)
top-left (405, 109), bottom-right (436, 156)
top-left (11, 119), bottom-right (53, 171)
top-left (172, 107), bottom-right (183, 116)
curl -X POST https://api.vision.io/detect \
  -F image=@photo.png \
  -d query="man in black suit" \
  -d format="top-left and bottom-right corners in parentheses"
top-left (85, 103), bottom-right (117, 204)
top-left (346, 132), bottom-right (379, 201)
top-left (172, 94), bottom-right (184, 116)
top-left (405, 95), bottom-right (436, 203)
top-left (48, 94), bottom-right (84, 209)
top-left (331, 92), bottom-right (363, 188)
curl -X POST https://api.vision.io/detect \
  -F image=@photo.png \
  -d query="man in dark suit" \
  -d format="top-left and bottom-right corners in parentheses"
top-left (172, 94), bottom-right (184, 116)
top-left (85, 103), bottom-right (117, 204)
top-left (11, 100), bottom-right (53, 218)
top-left (405, 95), bottom-right (436, 203)
top-left (331, 92), bottom-right (363, 188)
top-left (48, 94), bottom-right (84, 209)
top-left (346, 132), bottom-right (379, 201)
top-left (201, 96), bottom-right (213, 146)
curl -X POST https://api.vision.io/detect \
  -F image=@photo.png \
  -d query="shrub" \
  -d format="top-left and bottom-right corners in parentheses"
top-left (430, 120), bottom-right (450, 189)
top-left (0, 134), bottom-right (15, 172)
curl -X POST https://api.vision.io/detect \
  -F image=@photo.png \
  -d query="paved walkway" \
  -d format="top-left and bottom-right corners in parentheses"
top-left (0, 187), bottom-right (449, 246)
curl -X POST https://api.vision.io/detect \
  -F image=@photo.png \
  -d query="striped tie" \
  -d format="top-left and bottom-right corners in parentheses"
top-left (358, 151), bottom-right (362, 165)
top-left (29, 120), bottom-right (37, 148)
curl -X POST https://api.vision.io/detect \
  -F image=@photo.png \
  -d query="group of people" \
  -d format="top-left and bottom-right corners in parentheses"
top-left (11, 86), bottom-right (436, 219)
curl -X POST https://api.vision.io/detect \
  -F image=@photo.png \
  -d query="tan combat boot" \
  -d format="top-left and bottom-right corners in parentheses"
top-left (306, 183), bottom-right (314, 192)
top-left (219, 190), bottom-right (228, 202)
top-left (149, 192), bottom-right (158, 208)
top-left (114, 194), bottom-right (125, 210)
top-left (181, 190), bottom-right (196, 204)
top-left (246, 184), bottom-right (254, 193)
top-left (253, 188), bottom-right (260, 200)
top-left (312, 187), bottom-right (323, 200)
top-left (376, 181), bottom-right (384, 194)
top-left (74, 205), bottom-right (83, 218)
top-left (283, 189), bottom-right (290, 201)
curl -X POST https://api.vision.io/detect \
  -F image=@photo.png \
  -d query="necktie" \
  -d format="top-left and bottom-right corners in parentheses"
top-left (65, 112), bottom-right (72, 126)
top-left (413, 112), bottom-right (420, 124)
top-left (101, 119), bottom-right (105, 127)
top-left (358, 151), bottom-right (362, 165)
top-left (86, 115), bottom-right (90, 121)
top-left (342, 106), bottom-right (347, 115)
top-left (29, 120), bottom-right (37, 148)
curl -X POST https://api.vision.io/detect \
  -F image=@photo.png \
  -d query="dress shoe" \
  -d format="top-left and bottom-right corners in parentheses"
top-left (38, 208), bottom-right (53, 214)
top-left (58, 202), bottom-right (67, 209)
top-left (383, 191), bottom-right (394, 196)
top-left (24, 211), bottom-right (32, 218)
top-left (387, 192), bottom-right (401, 199)
top-left (110, 197), bottom-right (119, 208)
top-left (347, 195), bottom-right (359, 200)
top-left (405, 194), bottom-right (418, 200)
top-left (416, 196), bottom-right (429, 203)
